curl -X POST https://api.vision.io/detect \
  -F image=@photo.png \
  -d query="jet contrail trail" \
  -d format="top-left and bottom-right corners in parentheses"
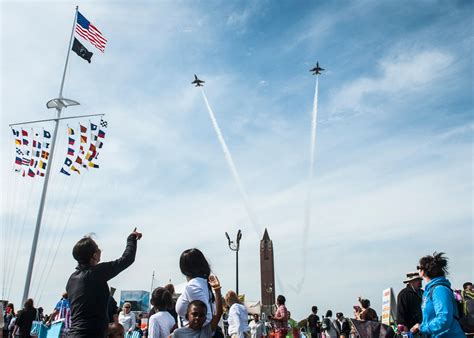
top-left (200, 88), bottom-right (261, 236)
top-left (304, 76), bottom-right (319, 249)
top-left (290, 75), bottom-right (320, 294)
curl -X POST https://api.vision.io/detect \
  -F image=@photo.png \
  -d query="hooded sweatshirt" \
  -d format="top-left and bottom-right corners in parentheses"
top-left (419, 276), bottom-right (464, 337)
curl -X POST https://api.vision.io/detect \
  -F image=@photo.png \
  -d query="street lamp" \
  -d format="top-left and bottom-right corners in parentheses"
top-left (225, 229), bottom-right (242, 295)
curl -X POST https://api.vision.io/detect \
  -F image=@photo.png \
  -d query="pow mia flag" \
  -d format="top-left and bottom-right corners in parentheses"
top-left (72, 38), bottom-right (93, 63)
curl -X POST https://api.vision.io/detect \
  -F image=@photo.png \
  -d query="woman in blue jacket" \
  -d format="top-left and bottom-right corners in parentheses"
top-left (411, 252), bottom-right (464, 337)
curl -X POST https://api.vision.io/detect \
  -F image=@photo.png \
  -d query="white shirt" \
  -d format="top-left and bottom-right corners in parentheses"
top-left (118, 311), bottom-right (136, 333)
top-left (227, 303), bottom-right (250, 336)
top-left (176, 277), bottom-right (213, 326)
top-left (148, 311), bottom-right (175, 338)
top-left (249, 319), bottom-right (264, 338)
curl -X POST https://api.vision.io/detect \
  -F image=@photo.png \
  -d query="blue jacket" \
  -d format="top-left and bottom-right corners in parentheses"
top-left (419, 276), bottom-right (464, 337)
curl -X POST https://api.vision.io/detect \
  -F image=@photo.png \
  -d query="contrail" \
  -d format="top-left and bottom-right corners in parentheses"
top-left (200, 88), bottom-right (261, 236)
top-left (290, 75), bottom-right (320, 294)
top-left (304, 76), bottom-right (319, 253)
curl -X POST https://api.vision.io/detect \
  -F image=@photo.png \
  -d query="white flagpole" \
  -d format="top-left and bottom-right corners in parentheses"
top-left (22, 6), bottom-right (79, 304)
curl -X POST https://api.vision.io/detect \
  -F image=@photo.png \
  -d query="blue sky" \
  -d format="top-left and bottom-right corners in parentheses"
top-left (1, 0), bottom-right (472, 320)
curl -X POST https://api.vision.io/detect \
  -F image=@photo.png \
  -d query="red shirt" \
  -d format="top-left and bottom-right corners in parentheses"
top-left (274, 304), bottom-right (288, 330)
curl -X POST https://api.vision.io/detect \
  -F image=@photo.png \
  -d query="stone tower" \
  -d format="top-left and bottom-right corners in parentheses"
top-left (260, 228), bottom-right (275, 316)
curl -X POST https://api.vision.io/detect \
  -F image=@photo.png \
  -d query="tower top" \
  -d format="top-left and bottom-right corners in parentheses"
top-left (262, 228), bottom-right (270, 241)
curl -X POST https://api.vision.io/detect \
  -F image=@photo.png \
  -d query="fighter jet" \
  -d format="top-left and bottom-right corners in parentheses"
top-left (310, 62), bottom-right (324, 75)
top-left (191, 74), bottom-right (205, 87)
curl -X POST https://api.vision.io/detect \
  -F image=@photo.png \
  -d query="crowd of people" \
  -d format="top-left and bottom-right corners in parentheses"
top-left (1, 229), bottom-right (473, 338)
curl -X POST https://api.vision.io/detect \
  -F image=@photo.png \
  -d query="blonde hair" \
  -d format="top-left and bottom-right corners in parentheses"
top-left (123, 302), bottom-right (132, 310)
top-left (225, 290), bottom-right (240, 306)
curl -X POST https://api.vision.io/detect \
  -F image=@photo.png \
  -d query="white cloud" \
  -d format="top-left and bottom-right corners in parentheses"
top-left (327, 50), bottom-right (455, 118)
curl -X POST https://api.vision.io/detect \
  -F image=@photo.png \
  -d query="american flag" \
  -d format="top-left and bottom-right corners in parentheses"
top-left (75, 11), bottom-right (107, 52)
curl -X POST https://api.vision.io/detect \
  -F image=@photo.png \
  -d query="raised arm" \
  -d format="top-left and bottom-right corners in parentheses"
top-left (209, 275), bottom-right (223, 332)
top-left (94, 228), bottom-right (142, 281)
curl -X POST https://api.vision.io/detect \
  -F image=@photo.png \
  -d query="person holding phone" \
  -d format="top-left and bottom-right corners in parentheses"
top-left (171, 275), bottom-right (223, 337)
top-left (175, 248), bottom-right (215, 327)
top-left (66, 227), bottom-right (142, 338)
top-left (354, 298), bottom-right (378, 321)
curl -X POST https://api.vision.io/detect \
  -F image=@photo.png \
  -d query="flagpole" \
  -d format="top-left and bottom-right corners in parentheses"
top-left (59, 6), bottom-right (79, 98)
top-left (22, 6), bottom-right (79, 304)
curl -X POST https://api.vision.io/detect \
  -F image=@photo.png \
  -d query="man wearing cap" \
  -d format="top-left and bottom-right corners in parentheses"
top-left (397, 272), bottom-right (423, 331)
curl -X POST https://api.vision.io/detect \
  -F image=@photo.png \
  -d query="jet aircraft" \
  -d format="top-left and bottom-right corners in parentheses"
top-left (191, 74), bottom-right (205, 87)
top-left (310, 62), bottom-right (324, 75)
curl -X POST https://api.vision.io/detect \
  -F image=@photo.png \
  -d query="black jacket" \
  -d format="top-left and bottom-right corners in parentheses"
top-left (15, 307), bottom-right (37, 338)
top-left (396, 285), bottom-right (423, 329)
top-left (66, 234), bottom-right (137, 337)
top-left (334, 318), bottom-right (351, 336)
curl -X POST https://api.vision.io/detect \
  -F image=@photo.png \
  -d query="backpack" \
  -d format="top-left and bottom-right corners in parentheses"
top-left (460, 298), bottom-right (474, 333)
top-left (321, 317), bottom-right (331, 331)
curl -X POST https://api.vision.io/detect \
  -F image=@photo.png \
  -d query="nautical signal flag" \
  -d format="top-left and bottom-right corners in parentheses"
top-left (72, 38), bottom-right (93, 63)
top-left (88, 162), bottom-right (99, 168)
top-left (68, 137), bottom-right (75, 145)
top-left (65, 158), bottom-right (73, 166)
top-left (60, 168), bottom-right (71, 176)
top-left (44, 130), bottom-right (51, 138)
top-left (15, 157), bottom-right (22, 165)
top-left (28, 169), bottom-right (35, 177)
top-left (67, 148), bottom-right (75, 156)
top-left (75, 11), bottom-right (107, 52)
top-left (39, 161), bottom-right (47, 170)
top-left (68, 127), bottom-right (75, 135)
top-left (100, 119), bottom-right (108, 128)
top-left (75, 156), bottom-right (83, 165)
top-left (22, 139), bottom-right (29, 146)
top-left (80, 124), bottom-right (87, 133)
top-left (44, 143), bottom-right (50, 149)
top-left (71, 165), bottom-right (81, 174)
top-left (90, 122), bottom-right (98, 131)
top-left (22, 129), bottom-right (28, 137)
top-left (12, 129), bottom-right (19, 137)
top-left (41, 151), bottom-right (49, 160)
top-left (98, 129), bottom-right (105, 138)
top-left (80, 135), bottom-right (87, 143)
top-left (15, 139), bottom-right (21, 145)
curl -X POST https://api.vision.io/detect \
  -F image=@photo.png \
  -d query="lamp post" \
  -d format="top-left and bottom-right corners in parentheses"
top-left (225, 229), bottom-right (242, 295)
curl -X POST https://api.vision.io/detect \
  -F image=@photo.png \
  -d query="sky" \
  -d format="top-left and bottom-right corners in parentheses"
top-left (1, 0), bottom-right (473, 321)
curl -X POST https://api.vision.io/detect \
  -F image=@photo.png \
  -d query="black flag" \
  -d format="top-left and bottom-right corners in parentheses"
top-left (72, 38), bottom-right (93, 63)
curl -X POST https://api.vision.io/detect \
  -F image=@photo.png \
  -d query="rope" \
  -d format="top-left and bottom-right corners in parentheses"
top-left (33, 170), bottom-right (77, 299)
top-left (6, 175), bottom-right (40, 300)
top-left (31, 123), bottom-right (70, 295)
top-left (37, 173), bottom-right (85, 304)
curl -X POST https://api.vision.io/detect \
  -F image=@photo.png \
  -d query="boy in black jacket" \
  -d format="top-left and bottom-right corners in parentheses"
top-left (66, 228), bottom-right (142, 337)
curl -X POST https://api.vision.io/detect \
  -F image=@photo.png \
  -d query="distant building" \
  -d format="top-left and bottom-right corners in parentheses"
top-left (120, 290), bottom-right (150, 312)
top-left (260, 228), bottom-right (275, 316)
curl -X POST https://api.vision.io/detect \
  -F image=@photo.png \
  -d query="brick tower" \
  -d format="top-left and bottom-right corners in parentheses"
top-left (260, 228), bottom-right (275, 316)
